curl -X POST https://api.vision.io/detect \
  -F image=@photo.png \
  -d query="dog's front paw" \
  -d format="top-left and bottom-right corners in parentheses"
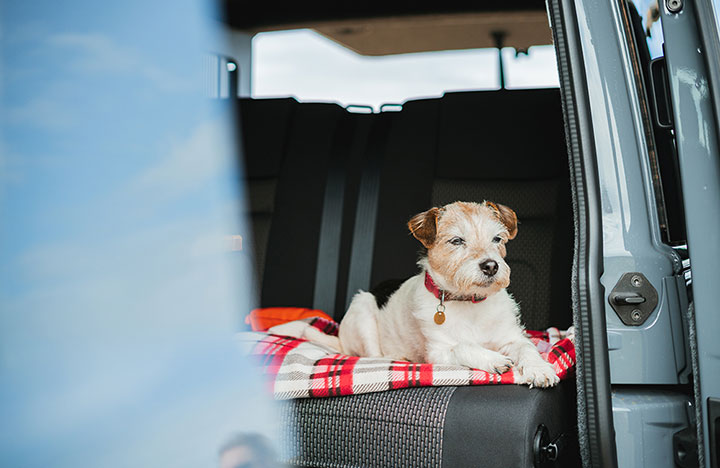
top-left (516, 361), bottom-right (559, 388)
top-left (474, 350), bottom-right (514, 374)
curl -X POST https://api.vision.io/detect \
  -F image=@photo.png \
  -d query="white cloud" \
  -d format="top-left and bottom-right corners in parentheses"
top-left (2, 31), bottom-right (194, 134)
top-left (2, 93), bottom-right (77, 131)
top-left (48, 32), bottom-right (191, 92)
top-left (10, 114), bottom-right (245, 300)
top-left (121, 117), bottom-right (237, 214)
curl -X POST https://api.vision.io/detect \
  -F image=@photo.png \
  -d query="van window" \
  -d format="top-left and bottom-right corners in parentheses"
top-left (252, 29), bottom-right (559, 111)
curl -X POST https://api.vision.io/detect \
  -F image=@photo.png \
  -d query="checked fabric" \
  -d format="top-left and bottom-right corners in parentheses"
top-left (239, 317), bottom-right (575, 400)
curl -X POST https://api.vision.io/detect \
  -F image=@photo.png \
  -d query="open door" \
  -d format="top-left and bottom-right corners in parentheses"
top-left (663, 1), bottom-right (720, 466)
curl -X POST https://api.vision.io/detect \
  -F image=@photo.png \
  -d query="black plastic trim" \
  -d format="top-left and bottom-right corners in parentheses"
top-left (649, 57), bottom-right (674, 129)
top-left (547, 0), bottom-right (617, 466)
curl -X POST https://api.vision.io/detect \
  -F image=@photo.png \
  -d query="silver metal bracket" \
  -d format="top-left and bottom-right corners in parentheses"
top-left (608, 272), bottom-right (659, 326)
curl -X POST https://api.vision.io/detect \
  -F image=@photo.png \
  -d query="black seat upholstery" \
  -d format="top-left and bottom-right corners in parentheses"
top-left (341, 89), bottom-right (573, 331)
top-left (237, 97), bottom-right (297, 291)
top-left (433, 89), bottom-right (573, 330)
top-left (238, 89), bottom-right (579, 467)
top-left (238, 98), bottom-right (363, 311)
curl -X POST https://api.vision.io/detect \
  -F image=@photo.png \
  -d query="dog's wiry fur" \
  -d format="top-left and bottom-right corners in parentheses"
top-left (339, 201), bottom-right (559, 388)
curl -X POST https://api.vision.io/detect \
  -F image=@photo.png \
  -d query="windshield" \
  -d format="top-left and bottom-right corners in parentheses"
top-left (253, 29), bottom-right (559, 111)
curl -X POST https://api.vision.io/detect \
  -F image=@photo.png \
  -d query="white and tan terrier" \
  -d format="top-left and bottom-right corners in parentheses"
top-left (338, 201), bottom-right (559, 388)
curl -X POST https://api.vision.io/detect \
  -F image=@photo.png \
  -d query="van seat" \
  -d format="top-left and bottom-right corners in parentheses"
top-left (238, 89), bottom-right (579, 467)
top-left (238, 98), bottom-right (352, 310)
top-left (343, 89), bottom-right (572, 330)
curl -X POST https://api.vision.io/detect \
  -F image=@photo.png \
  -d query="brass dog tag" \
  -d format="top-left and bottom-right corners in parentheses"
top-left (434, 293), bottom-right (446, 325)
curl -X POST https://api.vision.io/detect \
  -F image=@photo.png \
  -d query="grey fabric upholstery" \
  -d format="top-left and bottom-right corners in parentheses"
top-left (279, 386), bottom-right (457, 467)
top-left (278, 382), bottom-right (578, 468)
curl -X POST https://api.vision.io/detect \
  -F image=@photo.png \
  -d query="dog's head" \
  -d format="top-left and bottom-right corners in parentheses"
top-left (408, 201), bottom-right (517, 298)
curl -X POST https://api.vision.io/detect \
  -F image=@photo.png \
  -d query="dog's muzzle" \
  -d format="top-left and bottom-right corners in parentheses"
top-left (479, 259), bottom-right (499, 277)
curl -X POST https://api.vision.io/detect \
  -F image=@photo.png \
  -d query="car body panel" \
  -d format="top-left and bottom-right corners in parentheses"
top-left (662, 0), bottom-right (720, 465)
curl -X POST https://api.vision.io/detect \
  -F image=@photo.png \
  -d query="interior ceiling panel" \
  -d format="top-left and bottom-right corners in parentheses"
top-left (311, 12), bottom-right (552, 55)
top-left (223, 3), bottom-right (553, 55)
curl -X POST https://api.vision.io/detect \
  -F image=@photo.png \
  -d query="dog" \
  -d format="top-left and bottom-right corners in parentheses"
top-left (338, 201), bottom-right (559, 388)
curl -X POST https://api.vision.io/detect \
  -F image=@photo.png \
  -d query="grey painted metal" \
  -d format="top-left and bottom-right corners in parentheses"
top-left (574, 0), bottom-right (688, 384)
top-left (694, 1), bottom-right (720, 137)
top-left (606, 277), bottom-right (689, 383)
top-left (612, 389), bottom-right (693, 468)
top-left (549, 0), bottom-right (617, 465)
top-left (661, 0), bottom-right (720, 465)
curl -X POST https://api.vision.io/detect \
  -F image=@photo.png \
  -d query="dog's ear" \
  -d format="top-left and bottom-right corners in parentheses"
top-left (486, 202), bottom-right (518, 240)
top-left (408, 207), bottom-right (441, 248)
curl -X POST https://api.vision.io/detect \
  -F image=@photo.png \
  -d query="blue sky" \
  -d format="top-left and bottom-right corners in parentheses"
top-left (1, 1), bottom-right (278, 466)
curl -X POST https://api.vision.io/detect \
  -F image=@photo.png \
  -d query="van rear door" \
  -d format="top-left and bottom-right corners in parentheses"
top-left (662, 1), bottom-right (720, 466)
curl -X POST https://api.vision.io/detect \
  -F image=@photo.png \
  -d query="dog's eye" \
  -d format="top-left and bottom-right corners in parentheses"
top-left (449, 237), bottom-right (465, 246)
top-left (492, 236), bottom-right (502, 244)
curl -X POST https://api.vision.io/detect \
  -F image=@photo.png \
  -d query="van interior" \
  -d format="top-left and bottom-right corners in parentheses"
top-left (222, 3), bottom-right (581, 466)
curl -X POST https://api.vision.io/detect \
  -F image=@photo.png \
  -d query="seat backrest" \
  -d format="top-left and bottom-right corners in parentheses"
top-left (239, 90), bottom-right (573, 330)
top-left (237, 97), bottom-right (297, 290)
top-left (432, 89), bottom-right (573, 330)
top-left (238, 98), bottom-right (357, 310)
top-left (346, 89), bottom-right (573, 330)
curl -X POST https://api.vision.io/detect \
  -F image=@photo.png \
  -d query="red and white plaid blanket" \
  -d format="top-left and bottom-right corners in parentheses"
top-left (239, 317), bottom-right (575, 400)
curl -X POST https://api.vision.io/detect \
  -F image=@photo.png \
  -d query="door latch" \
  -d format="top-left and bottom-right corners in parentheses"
top-left (608, 272), bottom-right (658, 326)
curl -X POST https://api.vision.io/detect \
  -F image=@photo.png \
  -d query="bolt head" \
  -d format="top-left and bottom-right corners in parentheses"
top-left (631, 275), bottom-right (643, 287)
top-left (667, 0), bottom-right (683, 13)
top-left (631, 309), bottom-right (642, 322)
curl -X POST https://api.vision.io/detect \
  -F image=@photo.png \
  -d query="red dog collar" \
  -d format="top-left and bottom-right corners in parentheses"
top-left (424, 272), bottom-right (487, 304)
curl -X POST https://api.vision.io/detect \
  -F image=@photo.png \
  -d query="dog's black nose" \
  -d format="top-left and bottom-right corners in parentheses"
top-left (480, 260), bottom-right (498, 277)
